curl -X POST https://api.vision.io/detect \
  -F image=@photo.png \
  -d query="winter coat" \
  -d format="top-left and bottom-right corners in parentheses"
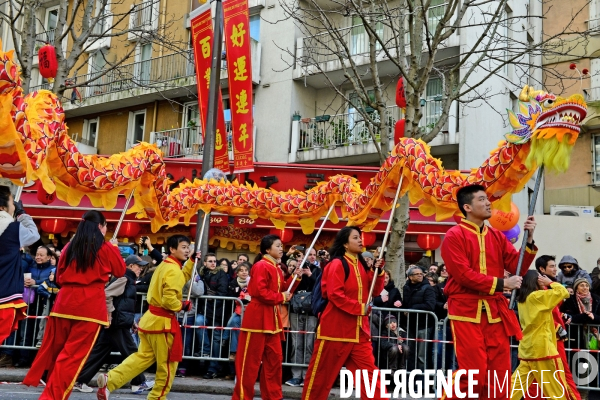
top-left (373, 280), bottom-right (403, 310)
top-left (561, 293), bottom-right (600, 352)
top-left (556, 255), bottom-right (592, 287)
top-left (200, 267), bottom-right (229, 325)
top-left (401, 280), bottom-right (436, 335)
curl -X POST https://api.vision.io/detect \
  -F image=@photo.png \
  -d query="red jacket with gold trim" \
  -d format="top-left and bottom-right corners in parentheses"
top-left (442, 219), bottom-right (537, 325)
top-left (317, 253), bottom-right (385, 343)
top-left (241, 255), bottom-right (299, 338)
top-left (51, 242), bottom-right (126, 326)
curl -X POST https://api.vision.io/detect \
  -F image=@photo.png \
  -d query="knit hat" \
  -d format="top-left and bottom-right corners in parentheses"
top-left (573, 278), bottom-right (589, 293)
top-left (362, 251), bottom-right (374, 259)
top-left (384, 314), bottom-right (397, 325)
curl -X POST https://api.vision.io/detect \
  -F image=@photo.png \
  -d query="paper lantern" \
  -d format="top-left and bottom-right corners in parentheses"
top-left (489, 202), bottom-right (520, 231)
top-left (38, 44), bottom-right (58, 79)
top-left (119, 222), bottom-right (140, 238)
top-left (395, 77), bottom-right (407, 108)
top-left (36, 181), bottom-right (55, 205)
top-left (417, 234), bottom-right (442, 251)
top-left (269, 228), bottom-right (294, 243)
top-left (502, 225), bottom-right (521, 244)
top-left (405, 251), bottom-right (422, 263)
top-left (190, 225), bottom-right (197, 240)
top-left (41, 218), bottom-right (67, 240)
top-left (361, 232), bottom-right (376, 247)
top-left (156, 237), bottom-right (165, 245)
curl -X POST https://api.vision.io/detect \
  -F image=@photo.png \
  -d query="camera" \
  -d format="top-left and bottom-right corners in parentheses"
top-left (557, 326), bottom-right (568, 341)
top-left (317, 250), bottom-right (326, 258)
top-left (140, 236), bottom-right (150, 249)
top-left (302, 262), bottom-right (310, 269)
top-left (296, 245), bottom-right (305, 253)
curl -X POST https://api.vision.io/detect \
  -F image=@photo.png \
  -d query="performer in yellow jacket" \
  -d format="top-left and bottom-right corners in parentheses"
top-left (510, 271), bottom-right (571, 400)
top-left (97, 235), bottom-right (196, 400)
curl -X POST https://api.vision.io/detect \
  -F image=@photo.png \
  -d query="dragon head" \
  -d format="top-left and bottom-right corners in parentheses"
top-left (504, 85), bottom-right (587, 173)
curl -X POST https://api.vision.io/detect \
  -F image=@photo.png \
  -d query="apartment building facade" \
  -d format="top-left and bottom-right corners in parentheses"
top-left (1, 0), bottom-right (549, 259)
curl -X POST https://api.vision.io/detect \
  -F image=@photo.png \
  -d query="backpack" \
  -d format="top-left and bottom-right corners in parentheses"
top-left (311, 257), bottom-right (350, 317)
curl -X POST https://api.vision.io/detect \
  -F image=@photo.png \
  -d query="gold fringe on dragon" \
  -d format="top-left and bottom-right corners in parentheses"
top-left (0, 47), bottom-right (587, 233)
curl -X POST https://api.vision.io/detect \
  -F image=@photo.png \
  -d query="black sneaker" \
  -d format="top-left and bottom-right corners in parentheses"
top-left (203, 372), bottom-right (218, 379)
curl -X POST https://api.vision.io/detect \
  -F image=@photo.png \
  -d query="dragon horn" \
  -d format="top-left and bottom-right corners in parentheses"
top-left (519, 86), bottom-right (531, 102)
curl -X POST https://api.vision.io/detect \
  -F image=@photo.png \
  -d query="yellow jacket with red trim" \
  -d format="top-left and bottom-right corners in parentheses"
top-left (138, 255), bottom-right (194, 332)
top-left (517, 282), bottom-right (569, 361)
top-left (441, 219), bottom-right (537, 323)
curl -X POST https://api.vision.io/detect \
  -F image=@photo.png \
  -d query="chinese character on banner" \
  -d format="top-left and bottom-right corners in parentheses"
top-left (190, 3), bottom-right (230, 174)
top-left (223, 0), bottom-right (254, 173)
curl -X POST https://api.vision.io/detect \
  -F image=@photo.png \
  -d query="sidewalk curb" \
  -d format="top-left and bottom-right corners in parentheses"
top-left (0, 368), bottom-right (340, 399)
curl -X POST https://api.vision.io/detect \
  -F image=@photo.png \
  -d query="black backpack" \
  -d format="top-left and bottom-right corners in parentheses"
top-left (311, 257), bottom-right (350, 317)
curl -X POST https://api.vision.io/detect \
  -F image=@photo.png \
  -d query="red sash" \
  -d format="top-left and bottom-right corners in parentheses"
top-left (138, 305), bottom-right (183, 362)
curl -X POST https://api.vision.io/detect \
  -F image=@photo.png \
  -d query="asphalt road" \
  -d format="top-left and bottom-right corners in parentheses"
top-left (0, 384), bottom-right (240, 399)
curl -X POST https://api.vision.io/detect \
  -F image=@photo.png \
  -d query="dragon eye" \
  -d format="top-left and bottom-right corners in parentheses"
top-left (542, 99), bottom-right (554, 107)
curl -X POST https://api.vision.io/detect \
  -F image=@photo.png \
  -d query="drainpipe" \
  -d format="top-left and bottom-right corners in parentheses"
top-left (152, 100), bottom-right (158, 137)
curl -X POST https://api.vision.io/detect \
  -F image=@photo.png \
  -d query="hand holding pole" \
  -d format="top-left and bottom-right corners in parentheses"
top-left (508, 166), bottom-right (544, 310)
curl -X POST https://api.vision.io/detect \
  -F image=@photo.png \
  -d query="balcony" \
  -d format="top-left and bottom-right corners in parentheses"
top-left (41, 40), bottom-right (261, 117)
top-left (35, 29), bottom-right (56, 47)
top-left (293, 3), bottom-right (459, 88)
top-left (289, 102), bottom-right (458, 164)
top-left (149, 121), bottom-right (236, 159)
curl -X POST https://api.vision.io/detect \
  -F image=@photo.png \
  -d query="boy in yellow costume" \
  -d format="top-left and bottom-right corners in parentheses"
top-left (510, 270), bottom-right (571, 400)
top-left (97, 235), bottom-right (196, 400)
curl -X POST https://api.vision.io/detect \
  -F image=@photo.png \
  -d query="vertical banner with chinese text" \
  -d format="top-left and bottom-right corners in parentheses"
top-left (223, 0), bottom-right (254, 173)
top-left (190, 3), bottom-right (230, 173)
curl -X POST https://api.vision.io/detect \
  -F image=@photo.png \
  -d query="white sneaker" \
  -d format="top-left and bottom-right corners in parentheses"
top-left (131, 380), bottom-right (155, 394)
top-left (96, 373), bottom-right (110, 400)
top-left (73, 382), bottom-right (93, 393)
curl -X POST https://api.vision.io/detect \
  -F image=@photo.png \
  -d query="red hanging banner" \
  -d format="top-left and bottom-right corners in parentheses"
top-left (223, 0), bottom-right (254, 173)
top-left (190, 3), bottom-right (230, 174)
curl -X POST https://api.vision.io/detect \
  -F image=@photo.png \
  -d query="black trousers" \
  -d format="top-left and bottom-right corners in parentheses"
top-left (77, 326), bottom-right (145, 385)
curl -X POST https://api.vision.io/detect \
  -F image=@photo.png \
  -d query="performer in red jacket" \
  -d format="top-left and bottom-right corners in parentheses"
top-left (233, 234), bottom-right (301, 400)
top-left (23, 210), bottom-right (126, 400)
top-left (440, 185), bottom-right (537, 400)
top-left (301, 226), bottom-right (385, 400)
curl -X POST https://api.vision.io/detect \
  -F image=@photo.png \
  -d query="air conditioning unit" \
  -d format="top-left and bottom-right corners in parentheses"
top-left (550, 205), bottom-right (595, 217)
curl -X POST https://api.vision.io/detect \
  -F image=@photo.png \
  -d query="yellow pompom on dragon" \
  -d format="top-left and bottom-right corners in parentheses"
top-left (0, 46), bottom-right (587, 233)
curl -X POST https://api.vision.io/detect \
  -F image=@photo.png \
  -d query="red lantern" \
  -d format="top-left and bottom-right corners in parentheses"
top-left (41, 218), bottom-right (67, 240)
top-left (36, 181), bottom-right (55, 205)
top-left (404, 251), bottom-right (423, 263)
top-left (395, 77), bottom-right (407, 108)
top-left (119, 222), bottom-right (141, 238)
top-left (190, 225), bottom-right (197, 240)
top-left (417, 234), bottom-right (442, 251)
top-left (361, 231), bottom-right (376, 247)
top-left (269, 228), bottom-right (294, 243)
top-left (38, 44), bottom-right (58, 79)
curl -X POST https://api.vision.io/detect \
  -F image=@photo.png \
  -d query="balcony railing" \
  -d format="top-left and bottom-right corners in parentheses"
top-left (150, 122), bottom-right (235, 158)
top-left (295, 102), bottom-right (443, 151)
top-left (150, 127), bottom-right (203, 158)
top-left (299, 3), bottom-right (448, 68)
top-left (63, 49), bottom-right (195, 99)
top-left (35, 29), bottom-right (56, 45)
top-left (130, 2), bottom-right (155, 30)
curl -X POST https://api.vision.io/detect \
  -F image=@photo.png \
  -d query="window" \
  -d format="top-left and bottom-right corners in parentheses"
top-left (127, 110), bottom-right (146, 149)
top-left (134, 43), bottom-right (152, 84)
top-left (593, 135), bottom-right (600, 184)
top-left (422, 77), bottom-right (443, 130)
top-left (249, 15), bottom-right (260, 41)
top-left (82, 118), bottom-right (99, 147)
top-left (427, 0), bottom-right (446, 35)
top-left (349, 15), bottom-right (383, 56)
top-left (87, 50), bottom-right (107, 96)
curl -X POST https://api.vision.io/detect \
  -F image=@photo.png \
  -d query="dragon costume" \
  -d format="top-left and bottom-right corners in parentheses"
top-left (0, 46), bottom-right (587, 233)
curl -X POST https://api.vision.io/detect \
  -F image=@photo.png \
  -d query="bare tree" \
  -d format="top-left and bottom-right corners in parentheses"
top-left (280, 0), bottom-right (591, 286)
top-left (0, 0), bottom-right (187, 97)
